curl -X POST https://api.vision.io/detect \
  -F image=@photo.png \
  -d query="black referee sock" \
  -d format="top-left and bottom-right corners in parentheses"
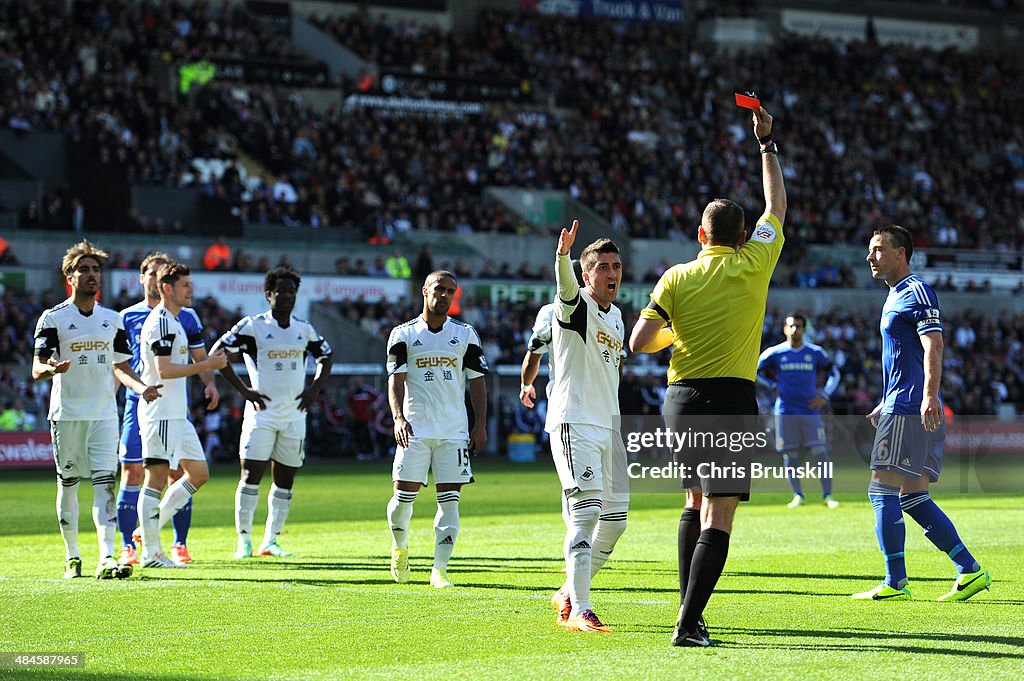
top-left (677, 508), bottom-right (701, 604)
top-left (678, 528), bottom-right (731, 634)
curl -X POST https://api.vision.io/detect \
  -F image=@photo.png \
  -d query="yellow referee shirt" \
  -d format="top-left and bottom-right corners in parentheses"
top-left (640, 213), bottom-right (784, 383)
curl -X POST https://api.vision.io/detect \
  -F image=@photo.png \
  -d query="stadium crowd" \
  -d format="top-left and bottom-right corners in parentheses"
top-left (3, 2), bottom-right (1023, 254)
top-left (3, 0), bottom-right (1024, 454)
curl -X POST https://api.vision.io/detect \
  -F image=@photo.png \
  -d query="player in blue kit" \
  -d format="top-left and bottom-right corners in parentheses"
top-left (757, 313), bottom-right (841, 508)
top-left (115, 252), bottom-right (219, 566)
top-left (854, 225), bottom-right (990, 602)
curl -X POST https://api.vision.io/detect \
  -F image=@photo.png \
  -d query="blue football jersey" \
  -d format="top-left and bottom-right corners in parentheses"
top-left (120, 301), bottom-right (205, 401)
top-left (879, 274), bottom-right (943, 416)
top-left (757, 341), bottom-right (838, 415)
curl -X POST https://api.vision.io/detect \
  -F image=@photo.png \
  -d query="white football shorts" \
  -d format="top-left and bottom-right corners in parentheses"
top-left (140, 418), bottom-right (205, 467)
top-left (239, 418), bottom-right (306, 468)
top-left (50, 419), bottom-right (118, 478)
top-left (550, 423), bottom-right (629, 503)
top-left (392, 437), bottom-right (474, 486)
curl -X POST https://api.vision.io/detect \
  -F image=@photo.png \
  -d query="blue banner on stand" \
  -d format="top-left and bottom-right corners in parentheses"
top-left (523, 0), bottom-right (684, 23)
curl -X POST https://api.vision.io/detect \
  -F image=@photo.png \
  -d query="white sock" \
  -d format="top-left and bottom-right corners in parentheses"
top-left (263, 484), bottom-right (293, 546)
top-left (91, 472), bottom-right (117, 560)
top-left (235, 482), bottom-right (259, 539)
top-left (57, 476), bottom-right (80, 561)
top-left (158, 478), bottom-right (198, 529)
top-left (433, 491), bottom-right (460, 569)
top-left (591, 506), bottom-right (628, 577)
top-left (139, 487), bottom-right (163, 556)
top-left (387, 489), bottom-right (418, 549)
top-left (564, 493), bottom-right (602, 616)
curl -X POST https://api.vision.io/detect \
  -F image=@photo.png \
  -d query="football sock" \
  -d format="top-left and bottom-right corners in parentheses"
top-left (869, 481), bottom-right (907, 589)
top-left (784, 454), bottom-right (804, 497)
top-left (679, 528), bottom-right (730, 633)
top-left (159, 479), bottom-right (197, 530)
top-left (565, 492), bottom-right (602, 616)
top-left (172, 498), bottom-right (193, 545)
top-left (57, 476), bottom-right (80, 561)
top-left (591, 505), bottom-right (627, 576)
top-left (677, 507), bottom-right (700, 604)
top-left (91, 472), bottom-right (117, 560)
top-left (235, 482), bottom-right (259, 538)
top-left (116, 482), bottom-right (140, 548)
top-left (387, 489), bottom-right (418, 549)
top-left (263, 484), bottom-right (293, 546)
top-left (139, 487), bottom-right (163, 555)
top-left (811, 448), bottom-right (833, 497)
top-left (433, 490), bottom-right (460, 569)
top-left (900, 492), bottom-right (980, 573)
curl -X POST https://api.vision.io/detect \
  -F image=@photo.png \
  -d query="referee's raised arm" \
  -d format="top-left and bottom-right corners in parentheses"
top-left (754, 107), bottom-right (787, 226)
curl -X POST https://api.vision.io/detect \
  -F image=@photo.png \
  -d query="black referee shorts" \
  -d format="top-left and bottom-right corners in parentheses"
top-left (663, 378), bottom-right (758, 500)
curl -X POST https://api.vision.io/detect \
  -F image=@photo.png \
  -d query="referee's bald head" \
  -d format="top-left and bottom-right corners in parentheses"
top-left (701, 199), bottom-right (746, 247)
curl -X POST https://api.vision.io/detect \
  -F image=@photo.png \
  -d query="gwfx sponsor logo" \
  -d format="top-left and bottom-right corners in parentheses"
top-left (69, 341), bottom-right (110, 352)
top-left (596, 331), bottom-right (622, 353)
top-left (268, 349), bottom-right (303, 359)
top-left (415, 356), bottom-right (458, 368)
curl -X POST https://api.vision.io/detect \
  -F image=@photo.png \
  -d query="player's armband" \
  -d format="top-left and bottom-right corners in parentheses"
top-left (387, 342), bottom-right (408, 374)
top-left (152, 335), bottom-right (174, 356)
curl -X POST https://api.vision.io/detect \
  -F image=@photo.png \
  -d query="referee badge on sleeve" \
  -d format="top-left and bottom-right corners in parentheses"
top-left (752, 222), bottom-right (777, 243)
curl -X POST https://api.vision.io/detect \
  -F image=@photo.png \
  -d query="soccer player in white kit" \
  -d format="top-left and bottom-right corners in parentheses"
top-left (547, 221), bottom-right (629, 633)
top-left (136, 262), bottom-right (228, 568)
top-left (520, 261), bottom-right (584, 534)
top-left (385, 270), bottom-right (489, 588)
top-left (212, 267), bottom-right (334, 559)
top-left (32, 241), bottom-right (161, 579)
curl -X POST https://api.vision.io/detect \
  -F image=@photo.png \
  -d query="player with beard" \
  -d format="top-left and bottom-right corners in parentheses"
top-left (546, 222), bottom-right (628, 633)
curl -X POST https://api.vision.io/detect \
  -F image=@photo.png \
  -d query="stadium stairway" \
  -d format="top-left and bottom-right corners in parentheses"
top-left (309, 301), bottom-right (386, 364)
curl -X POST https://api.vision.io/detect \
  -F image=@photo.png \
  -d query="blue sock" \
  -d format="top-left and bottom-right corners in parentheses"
top-left (869, 481), bottom-right (907, 589)
top-left (900, 492), bottom-right (980, 574)
top-left (813, 450), bottom-right (833, 497)
top-left (783, 454), bottom-right (804, 497)
top-left (172, 498), bottom-right (192, 545)
top-left (116, 483), bottom-right (141, 548)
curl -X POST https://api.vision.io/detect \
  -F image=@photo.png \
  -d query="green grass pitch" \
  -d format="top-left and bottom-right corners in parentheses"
top-left (1, 461), bottom-right (1021, 680)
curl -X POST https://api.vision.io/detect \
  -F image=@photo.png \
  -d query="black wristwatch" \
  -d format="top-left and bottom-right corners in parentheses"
top-left (760, 141), bottom-right (778, 154)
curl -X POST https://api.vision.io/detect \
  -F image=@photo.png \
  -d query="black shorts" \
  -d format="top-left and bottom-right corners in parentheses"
top-left (664, 378), bottom-right (758, 500)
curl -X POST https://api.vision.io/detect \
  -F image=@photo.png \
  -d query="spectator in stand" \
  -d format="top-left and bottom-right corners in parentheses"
top-left (347, 379), bottom-right (384, 461)
top-left (414, 245), bottom-right (434, 283)
top-left (20, 201), bottom-right (41, 229)
top-left (0, 236), bottom-right (19, 265)
top-left (367, 256), bottom-right (389, 277)
top-left (385, 251), bottom-right (411, 279)
top-left (203, 237), bottom-right (232, 271)
top-left (0, 398), bottom-right (34, 431)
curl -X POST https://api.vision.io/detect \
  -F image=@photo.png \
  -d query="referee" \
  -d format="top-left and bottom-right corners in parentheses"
top-left (629, 106), bottom-right (786, 647)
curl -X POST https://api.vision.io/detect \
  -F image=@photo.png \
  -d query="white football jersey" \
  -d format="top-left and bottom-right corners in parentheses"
top-left (545, 287), bottom-right (625, 432)
top-left (386, 316), bottom-right (489, 439)
top-left (138, 304), bottom-right (191, 423)
top-left (527, 303), bottom-right (556, 396)
top-left (33, 299), bottom-right (131, 421)
top-left (215, 311), bottom-right (332, 424)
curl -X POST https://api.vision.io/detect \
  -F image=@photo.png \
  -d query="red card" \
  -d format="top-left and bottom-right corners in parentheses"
top-left (735, 93), bottom-right (761, 110)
